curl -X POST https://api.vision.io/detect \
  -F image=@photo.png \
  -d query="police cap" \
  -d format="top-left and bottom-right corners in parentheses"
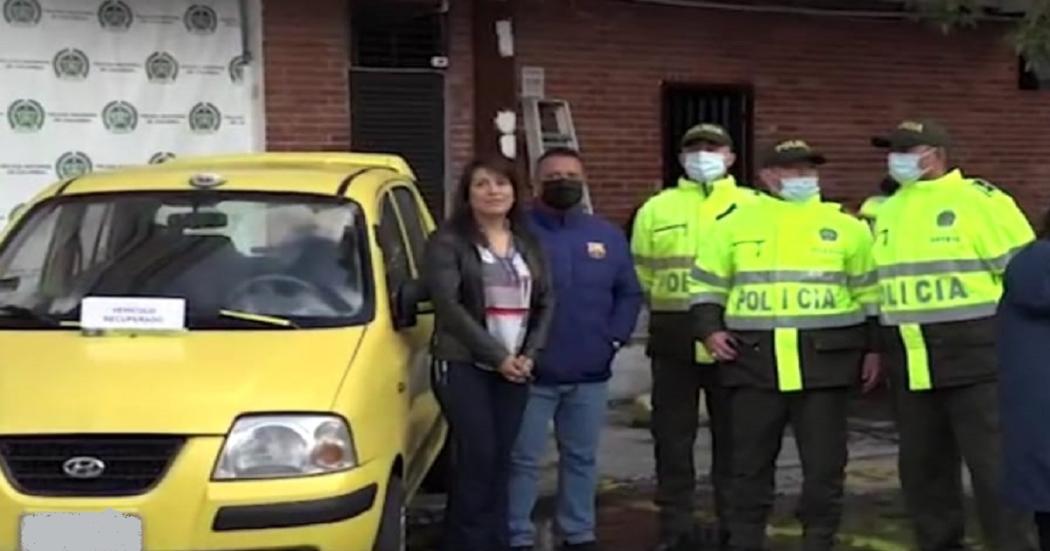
top-left (760, 139), bottom-right (827, 168)
top-left (680, 123), bottom-right (733, 149)
top-left (871, 119), bottom-right (952, 149)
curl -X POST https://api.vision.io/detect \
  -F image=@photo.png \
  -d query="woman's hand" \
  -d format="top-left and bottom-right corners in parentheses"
top-left (498, 356), bottom-right (529, 384)
top-left (514, 356), bottom-right (535, 381)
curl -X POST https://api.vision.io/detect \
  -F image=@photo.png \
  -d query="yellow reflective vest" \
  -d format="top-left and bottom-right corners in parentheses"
top-left (631, 175), bottom-right (760, 363)
top-left (689, 195), bottom-right (878, 391)
top-left (872, 169), bottom-right (1034, 390)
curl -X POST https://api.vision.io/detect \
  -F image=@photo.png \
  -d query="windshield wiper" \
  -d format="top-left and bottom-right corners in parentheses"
top-left (217, 309), bottom-right (299, 329)
top-left (0, 305), bottom-right (68, 327)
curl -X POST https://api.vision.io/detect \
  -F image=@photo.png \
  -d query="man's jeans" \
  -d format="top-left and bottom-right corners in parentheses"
top-left (508, 382), bottom-right (609, 547)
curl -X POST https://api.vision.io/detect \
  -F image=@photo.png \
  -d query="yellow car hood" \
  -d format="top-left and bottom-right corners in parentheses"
top-left (0, 329), bottom-right (363, 435)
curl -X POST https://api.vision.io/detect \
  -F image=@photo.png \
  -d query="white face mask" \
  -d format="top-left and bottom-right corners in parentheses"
top-left (888, 152), bottom-right (927, 185)
top-left (683, 151), bottom-right (727, 183)
top-left (779, 176), bottom-right (820, 202)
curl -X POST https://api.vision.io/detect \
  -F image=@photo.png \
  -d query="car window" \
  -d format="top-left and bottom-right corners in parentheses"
top-left (376, 192), bottom-right (412, 300)
top-left (391, 186), bottom-right (429, 277)
top-left (0, 192), bottom-right (369, 329)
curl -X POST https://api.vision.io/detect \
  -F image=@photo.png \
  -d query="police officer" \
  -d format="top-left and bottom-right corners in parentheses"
top-left (631, 123), bottom-right (759, 550)
top-left (858, 176), bottom-right (899, 225)
top-left (690, 139), bottom-right (882, 551)
top-left (871, 119), bottom-right (1037, 551)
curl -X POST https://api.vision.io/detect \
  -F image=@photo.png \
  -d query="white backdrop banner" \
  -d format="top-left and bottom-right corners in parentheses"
top-left (0, 0), bottom-right (258, 224)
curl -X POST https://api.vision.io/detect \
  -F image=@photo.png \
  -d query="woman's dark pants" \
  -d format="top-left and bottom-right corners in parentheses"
top-left (438, 361), bottom-right (528, 551)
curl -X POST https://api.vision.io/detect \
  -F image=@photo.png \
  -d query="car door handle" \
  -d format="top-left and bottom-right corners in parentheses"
top-left (397, 382), bottom-right (406, 393)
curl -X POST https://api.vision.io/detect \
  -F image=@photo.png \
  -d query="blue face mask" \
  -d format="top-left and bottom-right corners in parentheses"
top-left (683, 151), bottom-right (727, 183)
top-left (888, 153), bottom-right (926, 185)
top-left (779, 176), bottom-right (820, 202)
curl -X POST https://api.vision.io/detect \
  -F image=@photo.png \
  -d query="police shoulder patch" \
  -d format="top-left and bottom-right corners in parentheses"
top-left (970, 178), bottom-right (1000, 196)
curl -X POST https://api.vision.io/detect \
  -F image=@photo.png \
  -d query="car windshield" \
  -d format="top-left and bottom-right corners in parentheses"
top-left (0, 191), bottom-right (370, 329)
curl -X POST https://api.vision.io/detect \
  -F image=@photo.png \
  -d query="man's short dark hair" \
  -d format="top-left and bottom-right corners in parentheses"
top-left (536, 147), bottom-right (582, 167)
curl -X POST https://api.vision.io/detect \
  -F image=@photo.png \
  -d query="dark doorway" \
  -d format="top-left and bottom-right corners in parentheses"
top-left (350, 1), bottom-right (448, 219)
top-left (661, 84), bottom-right (754, 188)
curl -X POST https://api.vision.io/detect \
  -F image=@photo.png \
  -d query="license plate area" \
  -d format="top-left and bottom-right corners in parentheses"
top-left (20, 511), bottom-right (142, 551)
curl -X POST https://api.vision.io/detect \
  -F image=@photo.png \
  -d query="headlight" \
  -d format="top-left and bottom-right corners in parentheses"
top-left (213, 415), bottom-right (358, 480)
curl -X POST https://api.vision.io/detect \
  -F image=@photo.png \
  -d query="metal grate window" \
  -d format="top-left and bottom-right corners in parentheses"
top-left (351, 2), bottom-right (446, 69)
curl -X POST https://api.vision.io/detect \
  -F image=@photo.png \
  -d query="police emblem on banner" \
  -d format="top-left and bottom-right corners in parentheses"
top-left (98, 0), bottom-right (133, 31)
top-left (149, 152), bottom-right (176, 165)
top-left (55, 152), bottom-right (93, 179)
top-left (184, 4), bottom-right (217, 35)
top-left (189, 102), bottom-right (221, 134)
top-left (3, 0), bottom-right (41, 27)
top-left (820, 228), bottom-right (838, 242)
top-left (53, 48), bottom-right (90, 81)
top-left (7, 99), bottom-right (44, 133)
top-left (145, 52), bottom-right (179, 84)
top-left (229, 54), bottom-right (247, 84)
top-left (937, 210), bottom-right (956, 227)
top-left (102, 101), bottom-right (138, 134)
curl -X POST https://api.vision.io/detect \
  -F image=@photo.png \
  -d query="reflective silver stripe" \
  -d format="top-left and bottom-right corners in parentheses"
top-left (690, 293), bottom-right (727, 306)
top-left (878, 248), bottom-right (1027, 279)
top-left (985, 246), bottom-right (1026, 271)
top-left (863, 303), bottom-right (880, 317)
top-left (649, 298), bottom-right (691, 312)
top-left (879, 302), bottom-right (999, 325)
top-left (848, 272), bottom-right (877, 288)
top-left (878, 258), bottom-right (988, 278)
top-left (725, 310), bottom-right (867, 331)
top-left (733, 270), bottom-right (847, 285)
top-left (634, 255), bottom-right (695, 270)
top-left (690, 267), bottom-right (731, 288)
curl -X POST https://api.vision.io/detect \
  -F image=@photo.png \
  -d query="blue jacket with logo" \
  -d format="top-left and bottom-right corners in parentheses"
top-left (528, 207), bottom-right (643, 385)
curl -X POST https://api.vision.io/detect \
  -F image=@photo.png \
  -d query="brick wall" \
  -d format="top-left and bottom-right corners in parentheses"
top-left (262, 0), bottom-right (351, 151)
top-left (448, 0), bottom-right (476, 188)
top-left (514, 0), bottom-right (1050, 223)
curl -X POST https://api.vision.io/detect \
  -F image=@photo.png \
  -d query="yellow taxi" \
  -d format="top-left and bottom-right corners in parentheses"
top-left (0, 153), bottom-right (447, 550)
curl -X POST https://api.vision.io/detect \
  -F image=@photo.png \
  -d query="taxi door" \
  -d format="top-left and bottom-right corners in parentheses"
top-left (374, 180), bottom-right (440, 492)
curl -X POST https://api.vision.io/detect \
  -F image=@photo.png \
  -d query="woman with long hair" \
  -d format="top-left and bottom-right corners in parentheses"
top-left (423, 158), bottom-right (555, 551)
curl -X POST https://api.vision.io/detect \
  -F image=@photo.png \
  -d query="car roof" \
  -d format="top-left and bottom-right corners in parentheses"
top-left (46, 152), bottom-right (417, 203)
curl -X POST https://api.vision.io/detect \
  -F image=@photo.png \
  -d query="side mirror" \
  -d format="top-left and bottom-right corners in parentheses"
top-left (393, 279), bottom-right (429, 329)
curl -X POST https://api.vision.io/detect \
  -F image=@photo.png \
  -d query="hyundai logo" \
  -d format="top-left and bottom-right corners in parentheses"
top-left (61, 456), bottom-right (106, 479)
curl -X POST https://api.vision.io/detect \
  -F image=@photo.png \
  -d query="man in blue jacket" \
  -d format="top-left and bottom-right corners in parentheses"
top-left (508, 148), bottom-right (644, 551)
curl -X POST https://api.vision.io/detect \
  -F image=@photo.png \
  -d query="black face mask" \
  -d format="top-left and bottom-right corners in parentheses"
top-left (541, 178), bottom-right (584, 210)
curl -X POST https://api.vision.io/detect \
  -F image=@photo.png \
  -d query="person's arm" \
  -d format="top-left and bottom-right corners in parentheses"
top-left (422, 231), bottom-right (510, 369)
top-left (630, 201), bottom-right (656, 303)
top-left (844, 217), bottom-right (884, 392)
top-left (969, 183), bottom-right (1036, 279)
top-left (610, 232), bottom-right (645, 345)
top-left (689, 218), bottom-right (734, 341)
top-left (844, 218), bottom-right (880, 353)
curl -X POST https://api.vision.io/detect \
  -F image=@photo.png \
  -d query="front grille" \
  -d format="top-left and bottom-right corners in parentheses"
top-left (0, 435), bottom-right (184, 497)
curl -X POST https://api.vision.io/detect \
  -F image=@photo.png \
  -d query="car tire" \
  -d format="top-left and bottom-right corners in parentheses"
top-left (374, 474), bottom-right (406, 551)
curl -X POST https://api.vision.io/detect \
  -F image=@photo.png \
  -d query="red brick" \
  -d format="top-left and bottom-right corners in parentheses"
top-left (514, 0), bottom-right (1049, 223)
top-left (262, 0), bottom-right (350, 152)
